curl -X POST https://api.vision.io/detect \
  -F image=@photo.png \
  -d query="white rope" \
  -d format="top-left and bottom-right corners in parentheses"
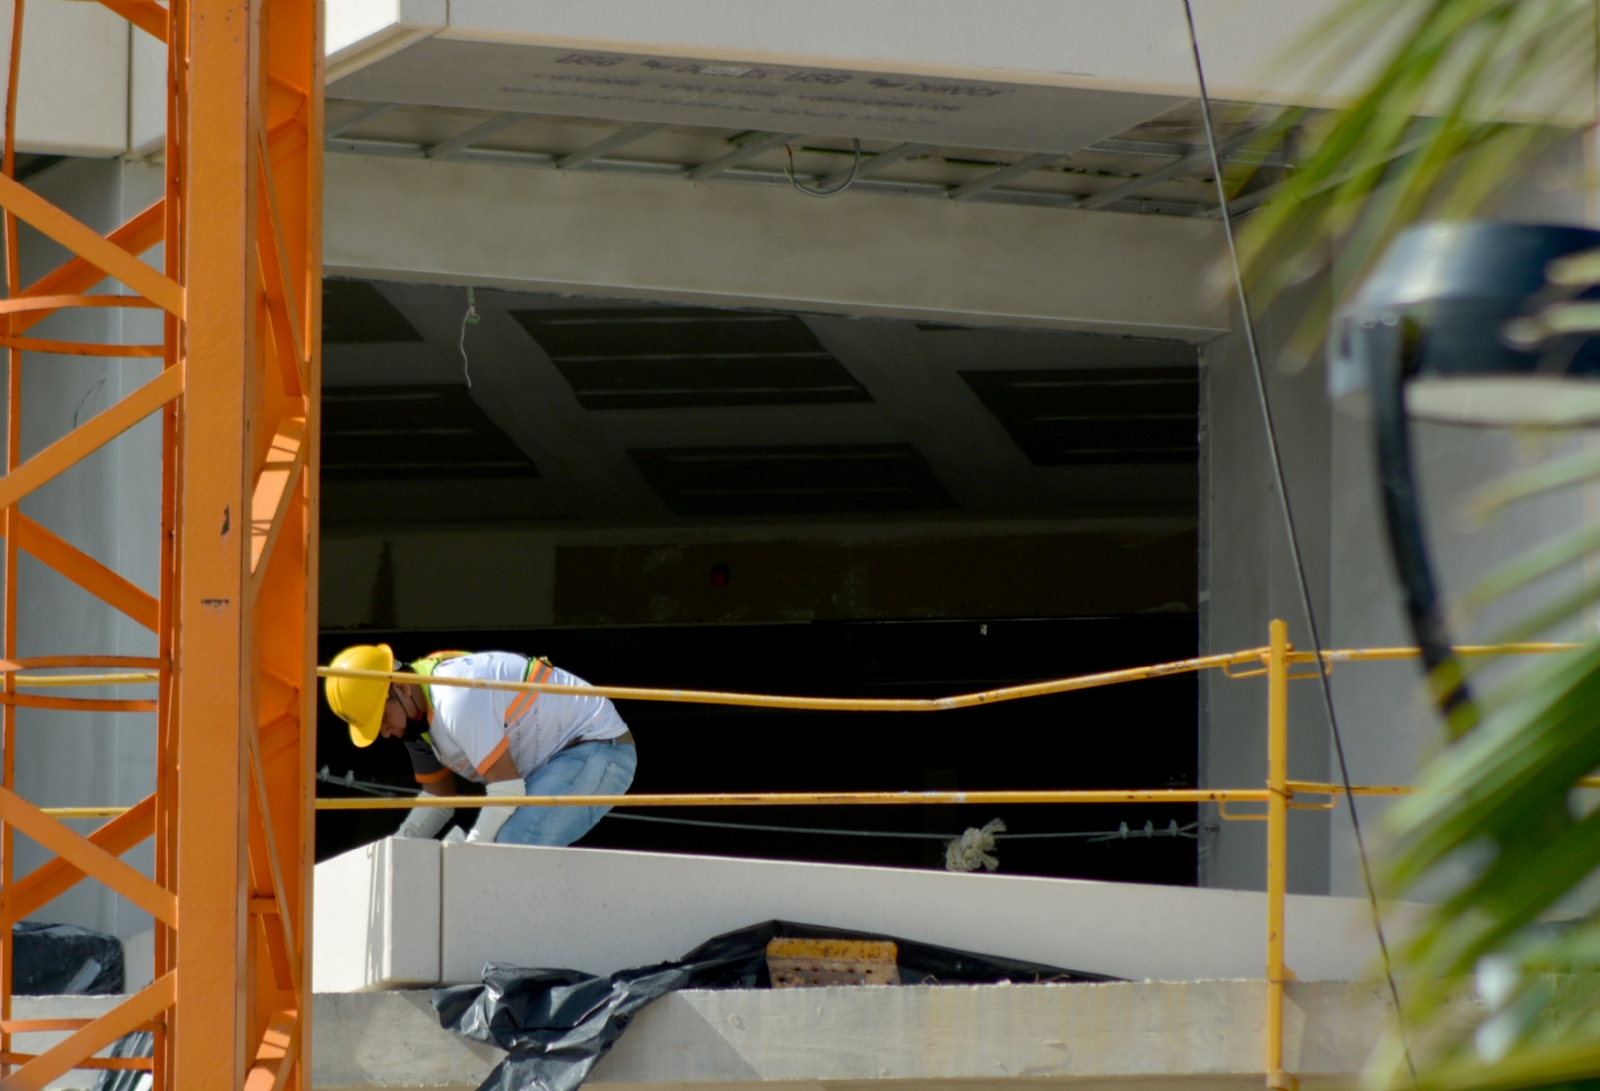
top-left (944, 818), bottom-right (1006, 872)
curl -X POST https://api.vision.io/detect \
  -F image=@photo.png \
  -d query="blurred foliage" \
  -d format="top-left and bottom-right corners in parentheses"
top-left (1229, 3), bottom-right (1600, 1091)
top-left (1232, 0), bottom-right (1594, 366)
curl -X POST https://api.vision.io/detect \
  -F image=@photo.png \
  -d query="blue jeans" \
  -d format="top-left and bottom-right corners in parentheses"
top-left (495, 739), bottom-right (637, 847)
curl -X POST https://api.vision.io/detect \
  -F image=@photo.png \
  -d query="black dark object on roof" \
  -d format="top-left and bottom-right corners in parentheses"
top-left (13, 921), bottom-right (124, 996)
top-left (434, 919), bottom-right (1114, 1091)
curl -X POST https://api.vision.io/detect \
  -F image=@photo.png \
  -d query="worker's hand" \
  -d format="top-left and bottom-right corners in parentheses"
top-left (443, 826), bottom-right (467, 844)
top-left (396, 804), bottom-right (455, 840)
top-left (465, 779), bottom-right (523, 844)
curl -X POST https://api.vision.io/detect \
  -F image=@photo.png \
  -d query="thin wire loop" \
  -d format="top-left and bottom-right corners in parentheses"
top-left (785, 139), bottom-right (862, 197)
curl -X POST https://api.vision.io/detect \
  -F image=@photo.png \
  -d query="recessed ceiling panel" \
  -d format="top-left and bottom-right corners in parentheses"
top-left (322, 385), bottom-right (538, 480)
top-left (323, 280), bottom-right (424, 344)
top-left (514, 307), bottom-right (871, 410)
top-left (962, 367), bottom-right (1199, 466)
top-left (631, 444), bottom-right (957, 516)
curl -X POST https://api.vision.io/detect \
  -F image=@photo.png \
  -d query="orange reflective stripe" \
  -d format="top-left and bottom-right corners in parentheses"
top-left (504, 660), bottom-right (553, 725)
top-left (475, 736), bottom-right (510, 777)
top-left (413, 768), bottom-right (451, 785)
top-left (504, 691), bottom-right (536, 723)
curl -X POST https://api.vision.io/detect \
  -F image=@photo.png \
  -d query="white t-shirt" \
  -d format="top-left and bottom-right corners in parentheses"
top-left (417, 652), bottom-right (627, 785)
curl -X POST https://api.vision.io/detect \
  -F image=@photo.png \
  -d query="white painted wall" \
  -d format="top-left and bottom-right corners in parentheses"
top-left (2, 157), bottom-right (165, 938)
top-left (0, 0), bottom-right (138, 157)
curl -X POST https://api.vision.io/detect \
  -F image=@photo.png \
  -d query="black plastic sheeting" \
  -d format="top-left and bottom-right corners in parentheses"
top-left (13, 922), bottom-right (124, 995)
top-left (435, 919), bottom-right (1115, 1091)
top-left (91, 1031), bottom-right (153, 1091)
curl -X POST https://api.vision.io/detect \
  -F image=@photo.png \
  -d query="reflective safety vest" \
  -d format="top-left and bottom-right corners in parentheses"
top-left (407, 650), bottom-right (556, 728)
top-left (407, 650), bottom-right (472, 719)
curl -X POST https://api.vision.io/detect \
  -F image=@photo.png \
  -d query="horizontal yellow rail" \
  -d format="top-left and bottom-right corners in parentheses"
top-left (9, 673), bottom-right (162, 688)
top-left (40, 778), bottom-right (1600, 819)
top-left (310, 641), bottom-right (1579, 714)
top-left (3, 641), bottom-right (1578, 697)
top-left (316, 650), bottom-right (1267, 712)
top-left (20, 640), bottom-right (1590, 819)
top-left (315, 787), bottom-right (1277, 811)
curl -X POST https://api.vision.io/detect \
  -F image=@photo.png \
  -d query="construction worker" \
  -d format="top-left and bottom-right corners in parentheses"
top-left (324, 645), bottom-right (636, 845)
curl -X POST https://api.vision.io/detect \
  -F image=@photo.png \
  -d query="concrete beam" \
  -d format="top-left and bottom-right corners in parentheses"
top-left (16, 982), bottom-right (1389, 1090)
top-left (325, 0), bottom-right (1589, 124)
top-left (323, 153), bottom-right (1229, 339)
top-left (327, 0), bottom-right (446, 83)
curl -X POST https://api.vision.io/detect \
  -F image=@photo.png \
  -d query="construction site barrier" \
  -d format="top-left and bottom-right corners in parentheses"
top-left (2, 625), bottom-right (1582, 1090)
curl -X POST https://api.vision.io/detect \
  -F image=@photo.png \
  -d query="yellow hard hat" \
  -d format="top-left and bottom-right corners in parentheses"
top-left (326, 644), bottom-right (395, 748)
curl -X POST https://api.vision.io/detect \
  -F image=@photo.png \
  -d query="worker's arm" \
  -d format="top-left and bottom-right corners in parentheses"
top-left (464, 750), bottom-right (525, 844)
top-left (395, 770), bottom-right (459, 840)
top-left (420, 770), bottom-right (459, 796)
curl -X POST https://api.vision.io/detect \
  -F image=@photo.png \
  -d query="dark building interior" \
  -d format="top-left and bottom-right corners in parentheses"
top-left (314, 278), bottom-right (1203, 884)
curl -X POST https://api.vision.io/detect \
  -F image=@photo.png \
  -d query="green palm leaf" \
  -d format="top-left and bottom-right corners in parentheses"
top-left (1241, 3), bottom-right (1600, 1088)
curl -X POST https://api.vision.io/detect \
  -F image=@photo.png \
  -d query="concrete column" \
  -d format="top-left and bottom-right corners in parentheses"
top-left (1198, 287), bottom-right (1332, 895)
top-left (1201, 135), bottom-right (1594, 898)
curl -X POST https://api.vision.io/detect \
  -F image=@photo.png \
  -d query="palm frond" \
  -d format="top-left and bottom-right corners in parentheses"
top-left (1471, 449), bottom-right (1600, 520)
top-left (1238, 0), bottom-right (1594, 319)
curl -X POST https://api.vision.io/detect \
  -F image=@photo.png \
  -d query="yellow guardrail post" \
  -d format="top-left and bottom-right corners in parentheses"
top-left (1266, 619), bottom-right (1297, 1091)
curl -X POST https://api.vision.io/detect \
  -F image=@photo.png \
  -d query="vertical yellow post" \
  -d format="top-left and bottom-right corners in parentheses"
top-left (1266, 619), bottom-right (1297, 1090)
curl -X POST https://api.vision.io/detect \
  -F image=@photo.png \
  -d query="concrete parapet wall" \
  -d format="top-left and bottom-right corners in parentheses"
top-left (315, 838), bottom-right (441, 992)
top-left (312, 840), bottom-right (1418, 992)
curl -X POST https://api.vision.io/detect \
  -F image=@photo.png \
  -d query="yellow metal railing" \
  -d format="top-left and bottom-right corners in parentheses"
top-left (5, 625), bottom-right (1583, 1089)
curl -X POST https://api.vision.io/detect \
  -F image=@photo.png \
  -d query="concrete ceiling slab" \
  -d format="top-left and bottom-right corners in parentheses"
top-left (329, 39), bottom-right (1187, 155)
top-left (320, 281), bottom-right (1201, 531)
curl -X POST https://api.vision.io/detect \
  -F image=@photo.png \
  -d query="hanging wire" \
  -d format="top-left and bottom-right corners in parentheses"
top-left (1180, 3), bottom-right (1416, 1083)
top-left (458, 286), bottom-right (480, 388)
top-left (784, 139), bottom-right (862, 198)
top-left (604, 811), bottom-right (1198, 842)
top-left (314, 768), bottom-right (1198, 844)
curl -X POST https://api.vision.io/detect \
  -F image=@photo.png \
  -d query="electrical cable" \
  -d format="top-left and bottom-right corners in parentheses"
top-left (784, 139), bottom-right (862, 197)
top-left (458, 286), bottom-right (479, 388)
top-left (603, 811), bottom-right (1198, 842)
top-left (1179, 4), bottom-right (1417, 1083)
top-left (312, 768), bottom-right (1199, 844)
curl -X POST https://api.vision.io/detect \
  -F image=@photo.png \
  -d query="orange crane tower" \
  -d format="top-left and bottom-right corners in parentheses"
top-left (0, 0), bottom-right (320, 1088)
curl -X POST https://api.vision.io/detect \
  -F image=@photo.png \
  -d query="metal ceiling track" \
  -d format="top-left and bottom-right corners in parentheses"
top-left (0, 0), bottom-right (319, 1088)
top-left (327, 106), bottom-right (1292, 219)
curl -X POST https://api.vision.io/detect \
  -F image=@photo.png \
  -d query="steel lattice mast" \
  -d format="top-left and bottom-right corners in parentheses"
top-left (0, 0), bottom-right (320, 1087)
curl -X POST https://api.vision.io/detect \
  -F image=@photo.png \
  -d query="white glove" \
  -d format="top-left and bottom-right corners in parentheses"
top-left (395, 804), bottom-right (454, 840)
top-left (443, 826), bottom-right (466, 843)
top-left (466, 779), bottom-right (523, 844)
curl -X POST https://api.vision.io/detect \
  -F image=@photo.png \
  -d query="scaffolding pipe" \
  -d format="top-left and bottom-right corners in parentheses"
top-left (1265, 621), bottom-right (1296, 1091)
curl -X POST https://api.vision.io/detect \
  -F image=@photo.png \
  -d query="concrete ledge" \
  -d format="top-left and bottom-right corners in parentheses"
top-left (310, 981), bottom-right (1391, 1090)
top-left (314, 991), bottom-right (504, 1091)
